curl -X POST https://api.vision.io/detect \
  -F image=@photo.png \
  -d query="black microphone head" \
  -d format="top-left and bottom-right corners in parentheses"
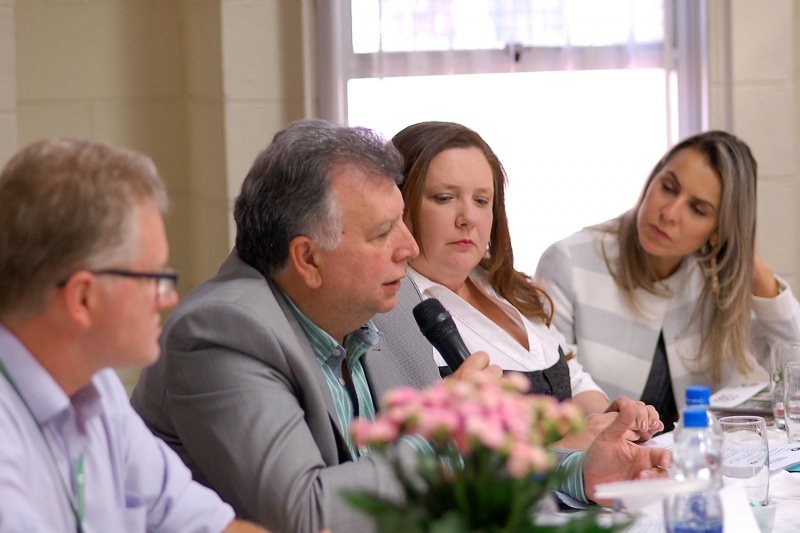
top-left (413, 298), bottom-right (457, 340)
top-left (413, 297), bottom-right (468, 371)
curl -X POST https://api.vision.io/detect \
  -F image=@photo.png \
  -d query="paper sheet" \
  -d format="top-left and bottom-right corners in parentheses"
top-left (646, 429), bottom-right (800, 471)
top-left (710, 382), bottom-right (770, 411)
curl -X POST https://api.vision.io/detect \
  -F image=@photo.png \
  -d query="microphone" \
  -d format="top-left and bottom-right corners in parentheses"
top-left (412, 298), bottom-right (469, 372)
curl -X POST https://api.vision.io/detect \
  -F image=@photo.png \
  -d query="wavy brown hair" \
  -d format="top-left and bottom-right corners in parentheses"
top-left (604, 130), bottom-right (757, 381)
top-left (392, 121), bottom-right (553, 324)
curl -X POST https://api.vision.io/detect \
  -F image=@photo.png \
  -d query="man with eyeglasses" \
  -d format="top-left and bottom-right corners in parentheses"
top-left (132, 119), bottom-right (670, 533)
top-left (0, 138), bottom-right (270, 532)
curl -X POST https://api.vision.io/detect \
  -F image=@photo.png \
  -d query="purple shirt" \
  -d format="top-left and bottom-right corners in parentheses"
top-left (0, 324), bottom-right (235, 532)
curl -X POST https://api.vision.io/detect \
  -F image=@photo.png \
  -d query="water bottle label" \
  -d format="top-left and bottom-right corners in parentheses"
top-left (672, 523), bottom-right (723, 533)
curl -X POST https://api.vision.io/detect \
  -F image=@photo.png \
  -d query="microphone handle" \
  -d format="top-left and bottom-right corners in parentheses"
top-left (433, 334), bottom-right (469, 372)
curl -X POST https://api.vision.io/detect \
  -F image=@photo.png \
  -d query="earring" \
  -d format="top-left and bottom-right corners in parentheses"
top-left (710, 256), bottom-right (720, 298)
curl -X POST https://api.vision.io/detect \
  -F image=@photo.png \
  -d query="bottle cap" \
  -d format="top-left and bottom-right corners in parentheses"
top-left (683, 407), bottom-right (709, 428)
top-left (686, 385), bottom-right (711, 406)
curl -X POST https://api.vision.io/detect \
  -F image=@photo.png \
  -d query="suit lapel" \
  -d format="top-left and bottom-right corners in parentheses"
top-left (364, 275), bottom-right (441, 411)
top-left (268, 281), bottom-right (351, 461)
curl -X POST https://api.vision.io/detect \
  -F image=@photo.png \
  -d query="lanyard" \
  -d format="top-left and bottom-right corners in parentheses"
top-left (0, 359), bottom-right (85, 532)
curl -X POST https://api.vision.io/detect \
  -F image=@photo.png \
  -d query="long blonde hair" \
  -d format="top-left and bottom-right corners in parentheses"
top-left (606, 131), bottom-right (757, 382)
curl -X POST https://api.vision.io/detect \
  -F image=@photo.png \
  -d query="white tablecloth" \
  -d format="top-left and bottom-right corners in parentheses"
top-left (768, 469), bottom-right (800, 533)
top-left (619, 426), bottom-right (800, 532)
top-left (766, 426), bottom-right (800, 533)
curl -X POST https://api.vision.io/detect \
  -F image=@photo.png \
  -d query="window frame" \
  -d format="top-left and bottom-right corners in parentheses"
top-left (315, 0), bottom-right (708, 141)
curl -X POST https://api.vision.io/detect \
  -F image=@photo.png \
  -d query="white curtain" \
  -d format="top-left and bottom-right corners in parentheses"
top-left (350, 0), bottom-right (664, 77)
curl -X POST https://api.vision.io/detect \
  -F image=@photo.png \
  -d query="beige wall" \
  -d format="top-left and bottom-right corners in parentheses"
top-left (2, 0), bottom-right (308, 390)
top-left (728, 0), bottom-right (798, 289)
top-left (707, 0), bottom-right (799, 287)
top-left (4, 0), bottom-right (306, 294)
top-left (0, 0), bottom-right (16, 165)
top-left (797, 0), bottom-right (800, 282)
top-left (0, 0), bottom-right (797, 394)
top-left (0, 0), bottom-right (799, 302)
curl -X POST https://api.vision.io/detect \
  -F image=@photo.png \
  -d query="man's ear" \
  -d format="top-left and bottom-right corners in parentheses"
top-left (288, 236), bottom-right (323, 289)
top-left (60, 272), bottom-right (96, 328)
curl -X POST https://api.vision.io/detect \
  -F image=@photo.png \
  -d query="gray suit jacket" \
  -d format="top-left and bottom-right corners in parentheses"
top-left (131, 250), bottom-right (440, 533)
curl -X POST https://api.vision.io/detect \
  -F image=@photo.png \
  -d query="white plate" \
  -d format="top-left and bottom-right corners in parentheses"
top-left (594, 478), bottom-right (711, 512)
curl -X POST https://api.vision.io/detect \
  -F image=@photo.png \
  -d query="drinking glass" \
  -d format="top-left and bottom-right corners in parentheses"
top-left (783, 361), bottom-right (800, 442)
top-left (718, 416), bottom-right (769, 506)
top-left (770, 341), bottom-right (800, 429)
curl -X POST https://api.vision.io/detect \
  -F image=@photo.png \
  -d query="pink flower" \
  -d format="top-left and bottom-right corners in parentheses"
top-left (347, 371), bottom-right (586, 531)
top-left (383, 387), bottom-right (422, 409)
top-left (506, 442), bottom-right (553, 478)
top-left (465, 413), bottom-right (506, 451)
top-left (503, 371), bottom-right (531, 393)
top-left (352, 373), bottom-right (578, 480)
top-left (412, 408), bottom-right (455, 441)
top-left (351, 417), bottom-right (399, 446)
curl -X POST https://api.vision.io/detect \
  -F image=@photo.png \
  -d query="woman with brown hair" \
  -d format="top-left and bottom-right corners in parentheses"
top-left (393, 121), bottom-right (662, 446)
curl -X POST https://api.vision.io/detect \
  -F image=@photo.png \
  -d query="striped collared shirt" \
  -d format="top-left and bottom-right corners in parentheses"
top-left (278, 291), bottom-right (588, 504)
top-left (280, 290), bottom-right (377, 461)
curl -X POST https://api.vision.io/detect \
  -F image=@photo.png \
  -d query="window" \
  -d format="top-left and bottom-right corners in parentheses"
top-left (317, 0), bottom-right (708, 274)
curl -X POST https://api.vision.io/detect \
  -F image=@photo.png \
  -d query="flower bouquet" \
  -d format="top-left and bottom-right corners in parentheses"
top-left (344, 372), bottom-right (626, 533)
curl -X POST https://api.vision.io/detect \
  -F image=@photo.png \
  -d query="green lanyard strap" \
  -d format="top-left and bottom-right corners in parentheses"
top-left (0, 358), bottom-right (85, 532)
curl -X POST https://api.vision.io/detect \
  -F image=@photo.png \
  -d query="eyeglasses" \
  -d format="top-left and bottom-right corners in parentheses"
top-left (57, 268), bottom-right (179, 301)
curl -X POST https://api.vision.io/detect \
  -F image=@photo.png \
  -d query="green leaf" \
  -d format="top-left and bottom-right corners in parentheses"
top-left (429, 512), bottom-right (469, 533)
top-left (340, 490), bottom-right (403, 516)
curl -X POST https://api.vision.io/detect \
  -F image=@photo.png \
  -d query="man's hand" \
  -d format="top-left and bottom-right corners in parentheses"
top-left (552, 411), bottom-right (619, 450)
top-left (583, 400), bottom-right (671, 505)
top-left (449, 351), bottom-right (503, 381)
top-left (605, 396), bottom-right (664, 442)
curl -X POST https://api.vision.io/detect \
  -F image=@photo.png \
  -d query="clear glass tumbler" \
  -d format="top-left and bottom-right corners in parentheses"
top-left (783, 362), bottom-right (800, 443)
top-left (769, 341), bottom-right (800, 430)
top-left (719, 415), bottom-right (770, 507)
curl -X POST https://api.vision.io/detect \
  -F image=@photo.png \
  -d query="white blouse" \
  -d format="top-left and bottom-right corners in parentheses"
top-left (407, 267), bottom-right (606, 398)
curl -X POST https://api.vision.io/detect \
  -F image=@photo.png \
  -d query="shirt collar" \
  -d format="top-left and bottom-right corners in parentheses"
top-left (408, 265), bottom-right (494, 299)
top-left (276, 288), bottom-right (379, 367)
top-left (0, 323), bottom-right (102, 426)
top-left (406, 267), bottom-right (437, 295)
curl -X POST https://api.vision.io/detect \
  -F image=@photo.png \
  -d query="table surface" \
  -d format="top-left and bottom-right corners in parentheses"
top-left (767, 426), bottom-right (800, 533)
top-left (624, 425), bottom-right (800, 532)
top-left (771, 495), bottom-right (800, 533)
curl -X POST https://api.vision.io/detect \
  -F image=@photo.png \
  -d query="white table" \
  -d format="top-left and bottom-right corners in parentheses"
top-left (766, 426), bottom-right (800, 533)
top-left (771, 488), bottom-right (800, 533)
top-left (620, 426), bottom-right (800, 532)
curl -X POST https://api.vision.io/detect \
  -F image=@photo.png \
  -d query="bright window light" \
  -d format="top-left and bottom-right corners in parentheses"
top-left (348, 68), bottom-right (670, 275)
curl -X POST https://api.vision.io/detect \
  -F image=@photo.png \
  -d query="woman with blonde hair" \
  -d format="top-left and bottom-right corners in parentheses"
top-left (536, 130), bottom-right (800, 431)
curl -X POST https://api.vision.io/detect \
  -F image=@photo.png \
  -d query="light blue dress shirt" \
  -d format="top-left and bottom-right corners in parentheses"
top-left (0, 324), bottom-right (235, 532)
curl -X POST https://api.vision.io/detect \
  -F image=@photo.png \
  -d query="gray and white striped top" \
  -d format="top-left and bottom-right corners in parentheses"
top-left (535, 225), bottom-right (800, 409)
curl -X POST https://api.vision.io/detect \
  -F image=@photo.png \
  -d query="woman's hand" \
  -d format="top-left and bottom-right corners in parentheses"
top-left (552, 395), bottom-right (663, 449)
top-left (753, 246), bottom-right (780, 298)
top-left (604, 397), bottom-right (663, 442)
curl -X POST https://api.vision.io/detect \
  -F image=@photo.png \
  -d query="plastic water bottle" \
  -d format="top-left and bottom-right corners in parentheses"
top-left (685, 385), bottom-right (723, 446)
top-left (667, 408), bottom-right (723, 533)
top-left (685, 385), bottom-right (712, 408)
